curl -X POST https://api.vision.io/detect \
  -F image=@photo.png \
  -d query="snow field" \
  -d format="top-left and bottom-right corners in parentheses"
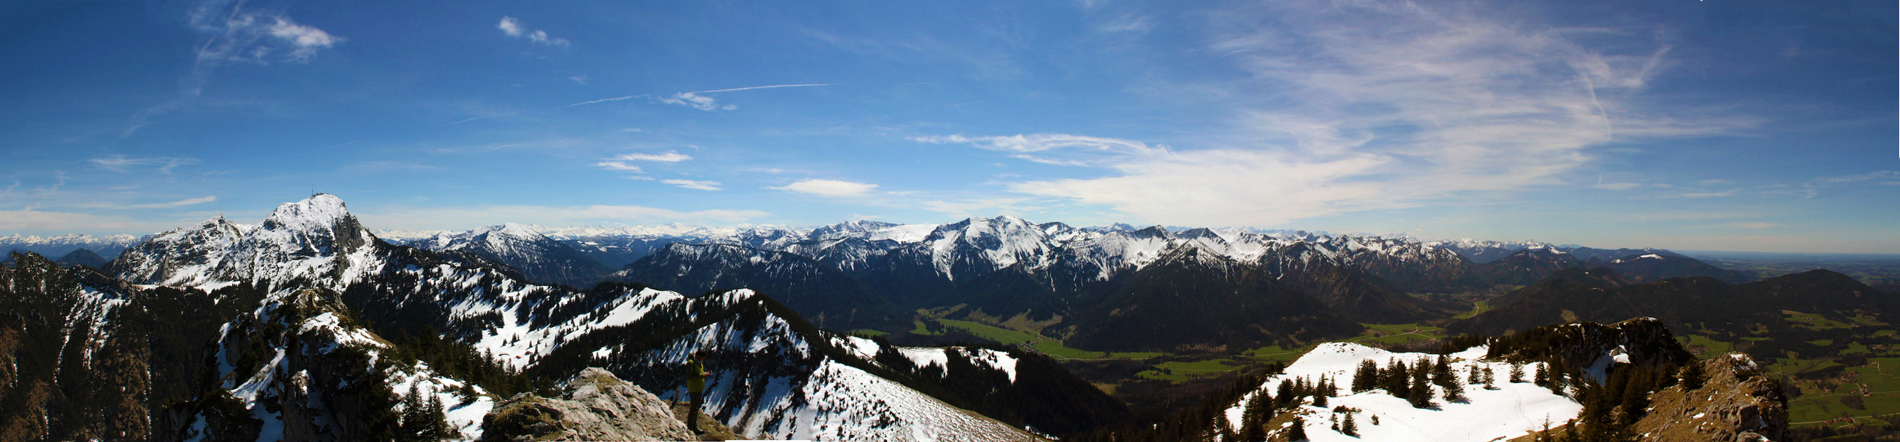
top-left (1227, 342), bottom-right (1583, 442)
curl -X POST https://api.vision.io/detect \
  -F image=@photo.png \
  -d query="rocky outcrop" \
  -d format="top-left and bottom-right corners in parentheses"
top-left (480, 368), bottom-right (696, 442)
top-left (1631, 354), bottom-right (1787, 441)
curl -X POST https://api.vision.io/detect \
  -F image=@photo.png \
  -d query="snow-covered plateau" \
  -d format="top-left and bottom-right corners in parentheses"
top-left (1226, 342), bottom-right (1583, 442)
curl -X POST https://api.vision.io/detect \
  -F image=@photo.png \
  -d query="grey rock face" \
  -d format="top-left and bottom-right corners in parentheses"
top-left (481, 368), bottom-right (696, 442)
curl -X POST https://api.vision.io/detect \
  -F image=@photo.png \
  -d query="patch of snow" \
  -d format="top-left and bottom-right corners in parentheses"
top-left (965, 348), bottom-right (1019, 383)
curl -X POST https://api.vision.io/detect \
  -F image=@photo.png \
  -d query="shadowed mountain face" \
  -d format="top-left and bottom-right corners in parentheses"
top-left (1067, 247), bottom-right (1363, 352)
top-left (1591, 253), bottom-right (1755, 284)
top-left (1270, 259), bottom-right (1443, 324)
top-left (608, 243), bottom-right (901, 330)
top-left (1449, 267), bottom-right (1898, 338)
top-left (54, 249), bottom-right (109, 269)
top-left (1470, 246), bottom-right (1585, 286)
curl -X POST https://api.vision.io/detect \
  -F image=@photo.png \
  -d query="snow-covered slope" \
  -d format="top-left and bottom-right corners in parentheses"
top-left (398, 223), bottom-right (611, 287)
top-left (1225, 342), bottom-right (1582, 442)
top-left (173, 288), bottom-right (495, 441)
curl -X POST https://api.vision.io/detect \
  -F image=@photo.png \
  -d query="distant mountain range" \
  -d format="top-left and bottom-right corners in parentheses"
top-left (0, 195), bottom-right (1124, 441)
top-left (362, 216), bottom-right (1774, 354)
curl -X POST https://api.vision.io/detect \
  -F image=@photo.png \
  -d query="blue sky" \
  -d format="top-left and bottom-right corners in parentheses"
top-left (0, 0), bottom-right (1894, 253)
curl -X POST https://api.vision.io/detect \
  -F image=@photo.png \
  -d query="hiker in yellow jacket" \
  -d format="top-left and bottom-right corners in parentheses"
top-left (684, 351), bottom-right (710, 433)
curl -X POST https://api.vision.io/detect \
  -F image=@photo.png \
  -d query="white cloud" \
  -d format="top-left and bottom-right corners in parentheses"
top-left (770, 179), bottom-right (880, 197)
top-left (611, 151), bottom-right (693, 162)
top-left (662, 179), bottom-right (722, 191)
top-left (660, 92), bottom-right (724, 111)
top-left (89, 155), bottom-right (200, 174)
top-left (356, 204), bottom-right (769, 231)
top-left (653, 83), bottom-right (831, 111)
top-left (1593, 183), bottom-right (1640, 191)
top-left (594, 161), bottom-right (644, 173)
top-left (914, 1), bottom-right (1748, 226)
top-left (497, 16), bottom-right (569, 47)
top-left (497, 16), bottom-right (524, 36)
top-left (78, 196), bottom-right (219, 210)
top-left (266, 18), bottom-right (341, 61)
top-left (177, 2), bottom-right (342, 98)
top-left (1723, 222), bottom-right (1780, 229)
top-left (570, 75), bottom-right (588, 85)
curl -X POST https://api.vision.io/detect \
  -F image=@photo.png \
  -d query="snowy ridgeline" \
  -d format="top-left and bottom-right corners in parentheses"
top-left (1225, 343), bottom-right (1583, 442)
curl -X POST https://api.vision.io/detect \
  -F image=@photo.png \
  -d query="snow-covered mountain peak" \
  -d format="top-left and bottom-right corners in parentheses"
top-left (478, 223), bottom-right (542, 238)
top-left (807, 220), bottom-right (898, 241)
top-left (261, 193), bottom-right (353, 232)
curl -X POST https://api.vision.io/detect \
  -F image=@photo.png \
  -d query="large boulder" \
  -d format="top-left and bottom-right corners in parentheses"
top-left (480, 368), bottom-right (696, 442)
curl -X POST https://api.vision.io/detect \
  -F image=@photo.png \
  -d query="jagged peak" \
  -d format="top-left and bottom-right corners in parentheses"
top-left (262, 193), bottom-right (354, 232)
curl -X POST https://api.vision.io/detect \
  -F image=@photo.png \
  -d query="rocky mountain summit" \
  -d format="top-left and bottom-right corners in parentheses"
top-left (1630, 354), bottom-right (1788, 441)
top-left (480, 368), bottom-right (701, 442)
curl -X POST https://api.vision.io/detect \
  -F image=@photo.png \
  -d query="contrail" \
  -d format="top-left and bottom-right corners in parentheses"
top-left (692, 83), bottom-right (831, 94)
top-left (443, 111), bottom-right (518, 126)
top-left (565, 94), bottom-right (648, 107)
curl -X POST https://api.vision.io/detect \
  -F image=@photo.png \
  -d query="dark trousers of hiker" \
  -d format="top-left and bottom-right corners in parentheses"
top-left (688, 389), bottom-right (705, 432)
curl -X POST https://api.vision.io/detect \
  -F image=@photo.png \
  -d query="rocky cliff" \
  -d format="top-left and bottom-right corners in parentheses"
top-left (1630, 354), bottom-right (1788, 441)
top-left (480, 368), bottom-right (701, 442)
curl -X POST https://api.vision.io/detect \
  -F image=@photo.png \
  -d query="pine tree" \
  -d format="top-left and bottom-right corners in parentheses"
top-left (1353, 360), bottom-right (1378, 393)
top-left (1408, 367), bottom-right (1434, 408)
top-left (1509, 363), bottom-right (1525, 383)
top-left (1432, 356), bottom-right (1453, 387)
top-left (1276, 378), bottom-right (1296, 408)
top-left (1467, 364), bottom-right (1481, 385)
top-left (1388, 359), bottom-right (1410, 398)
top-left (1533, 362), bottom-right (1550, 387)
top-left (1679, 361), bottom-right (1705, 391)
top-left (1314, 390), bottom-right (1329, 407)
top-left (1239, 388), bottom-right (1272, 442)
top-left (1340, 413), bottom-right (1358, 436)
top-left (1444, 373), bottom-right (1469, 403)
top-left (1483, 366), bottom-right (1497, 389)
top-left (399, 383), bottom-right (453, 442)
top-left (1286, 417), bottom-right (1309, 441)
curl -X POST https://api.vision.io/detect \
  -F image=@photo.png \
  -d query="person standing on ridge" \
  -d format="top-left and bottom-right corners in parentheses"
top-left (684, 351), bottom-right (711, 433)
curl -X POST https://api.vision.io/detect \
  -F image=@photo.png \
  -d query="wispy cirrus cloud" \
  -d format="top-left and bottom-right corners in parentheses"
top-left (920, 0), bottom-right (1750, 226)
top-left (769, 179), bottom-right (879, 197)
top-left (593, 151), bottom-right (693, 177)
top-left (120, 1), bottom-right (343, 139)
top-left (498, 16), bottom-right (569, 47)
top-left (569, 83), bottom-right (830, 110)
top-left (188, 1), bottom-right (342, 91)
top-left (594, 161), bottom-right (644, 174)
top-left (89, 155), bottom-right (200, 174)
top-left (611, 151), bottom-right (692, 162)
top-left (1803, 170), bottom-right (1897, 198)
top-left (77, 196), bottom-right (219, 210)
top-left (662, 179), bottom-right (722, 191)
